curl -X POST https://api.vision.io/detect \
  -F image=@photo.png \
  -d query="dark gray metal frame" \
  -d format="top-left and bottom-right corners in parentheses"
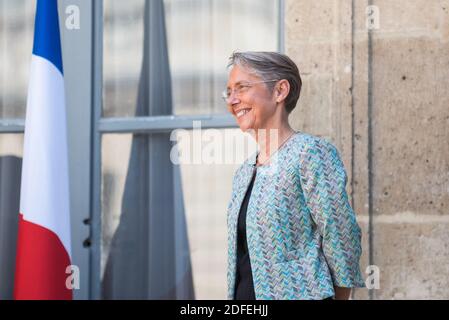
top-left (0, 120), bottom-right (25, 133)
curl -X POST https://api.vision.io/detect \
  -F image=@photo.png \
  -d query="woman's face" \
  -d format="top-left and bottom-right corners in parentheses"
top-left (226, 65), bottom-right (277, 132)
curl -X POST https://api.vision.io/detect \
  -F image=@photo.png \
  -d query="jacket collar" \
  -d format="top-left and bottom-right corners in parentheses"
top-left (246, 151), bottom-right (258, 167)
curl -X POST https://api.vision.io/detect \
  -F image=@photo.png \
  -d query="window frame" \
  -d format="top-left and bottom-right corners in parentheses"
top-left (91, 0), bottom-right (285, 300)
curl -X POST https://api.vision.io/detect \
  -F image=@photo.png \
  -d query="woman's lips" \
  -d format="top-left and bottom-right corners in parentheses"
top-left (236, 108), bottom-right (251, 118)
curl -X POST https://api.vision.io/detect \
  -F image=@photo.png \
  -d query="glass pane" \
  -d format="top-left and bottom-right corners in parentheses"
top-left (102, 0), bottom-right (279, 117)
top-left (0, 134), bottom-right (24, 299)
top-left (103, 0), bottom-right (145, 118)
top-left (101, 129), bottom-right (256, 299)
top-left (0, 0), bottom-right (35, 118)
top-left (176, 129), bottom-right (257, 299)
top-left (102, 133), bottom-right (185, 299)
top-left (166, 0), bottom-right (279, 115)
top-left (101, 135), bottom-right (129, 263)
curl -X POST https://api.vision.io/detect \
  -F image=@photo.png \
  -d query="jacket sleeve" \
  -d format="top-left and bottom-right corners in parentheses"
top-left (298, 138), bottom-right (365, 288)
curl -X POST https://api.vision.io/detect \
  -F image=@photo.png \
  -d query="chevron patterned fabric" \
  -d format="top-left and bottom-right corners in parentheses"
top-left (227, 131), bottom-right (365, 300)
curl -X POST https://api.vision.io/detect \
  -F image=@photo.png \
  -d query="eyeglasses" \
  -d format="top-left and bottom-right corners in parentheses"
top-left (221, 79), bottom-right (279, 103)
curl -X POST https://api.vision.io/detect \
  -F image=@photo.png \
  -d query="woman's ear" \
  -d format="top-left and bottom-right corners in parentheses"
top-left (275, 79), bottom-right (290, 103)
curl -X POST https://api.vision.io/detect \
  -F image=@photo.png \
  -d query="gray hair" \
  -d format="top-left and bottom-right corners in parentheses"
top-left (227, 51), bottom-right (302, 113)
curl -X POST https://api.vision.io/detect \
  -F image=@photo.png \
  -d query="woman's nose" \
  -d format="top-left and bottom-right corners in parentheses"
top-left (229, 94), bottom-right (241, 106)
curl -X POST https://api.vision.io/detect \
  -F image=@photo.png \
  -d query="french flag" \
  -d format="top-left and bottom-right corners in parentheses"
top-left (14, 0), bottom-right (72, 300)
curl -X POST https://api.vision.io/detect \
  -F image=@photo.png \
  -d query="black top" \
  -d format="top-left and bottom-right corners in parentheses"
top-left (234, 169), bottom-right (257, 300)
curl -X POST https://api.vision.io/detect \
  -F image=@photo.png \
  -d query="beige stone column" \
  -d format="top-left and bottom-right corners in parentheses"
top-left (285, 0), bottom-right (449, 299)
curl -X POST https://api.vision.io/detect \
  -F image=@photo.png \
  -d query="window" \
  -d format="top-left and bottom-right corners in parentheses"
top-left (0, 0), bottom-right (34, 299)
top-left (98, 0), bottom-right (281, 299)
top-left (0, 0), bottom-right (34, 118)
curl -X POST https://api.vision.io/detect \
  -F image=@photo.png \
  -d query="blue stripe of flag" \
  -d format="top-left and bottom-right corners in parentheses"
top-left (32, 0), bottom-right (63, 75)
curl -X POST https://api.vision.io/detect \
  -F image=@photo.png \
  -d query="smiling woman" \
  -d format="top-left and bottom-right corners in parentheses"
top-left (225, 51), bottom-right (365, 300)
top-left (224, 52), bottom-right (301, 143)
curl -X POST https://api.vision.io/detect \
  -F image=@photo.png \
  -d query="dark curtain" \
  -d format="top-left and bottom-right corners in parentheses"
top-left (0, 156), bottom-right (21, 299)
top-left (102, 0), bottom-right (194, 299)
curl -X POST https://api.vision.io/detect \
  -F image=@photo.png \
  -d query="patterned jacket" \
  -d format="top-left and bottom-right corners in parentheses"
top-left (227, 132), bottom-right (365, 300)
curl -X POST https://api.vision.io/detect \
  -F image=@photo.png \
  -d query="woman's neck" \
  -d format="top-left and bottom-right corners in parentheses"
top-left (254, 123), bottom-right (295, 166)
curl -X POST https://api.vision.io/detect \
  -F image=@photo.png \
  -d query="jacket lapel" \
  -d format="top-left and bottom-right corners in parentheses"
top-left (227, 153), bottom-right (257, 298)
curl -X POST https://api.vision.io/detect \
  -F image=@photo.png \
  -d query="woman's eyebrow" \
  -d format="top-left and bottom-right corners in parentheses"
top-left (227, 80), bottom-right (249, 89)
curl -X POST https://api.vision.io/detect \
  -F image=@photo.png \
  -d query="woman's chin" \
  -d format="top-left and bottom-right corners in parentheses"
top-left (236, 118), bottom-right (255, 132)
top-left (238, 123), bottom-right (254, 132)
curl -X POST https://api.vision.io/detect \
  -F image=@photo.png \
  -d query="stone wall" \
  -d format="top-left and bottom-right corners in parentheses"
top-left (286, 0), bottom-right (449, 299)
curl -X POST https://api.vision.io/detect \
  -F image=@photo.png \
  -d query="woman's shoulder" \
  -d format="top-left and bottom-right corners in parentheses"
top-left (291, 131), bottom-right (340, 157)
top-left (232, 151), bottom-right (257, 177)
